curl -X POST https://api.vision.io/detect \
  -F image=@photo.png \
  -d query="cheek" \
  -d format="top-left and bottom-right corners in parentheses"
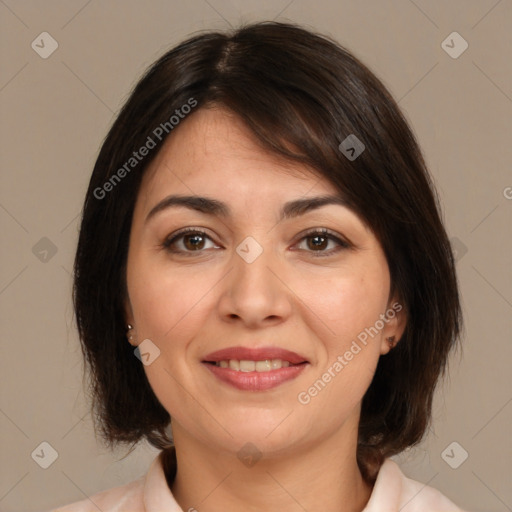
top-left (296, 266), bottom-right (389, 412)
top-left (297, 268), bottom-right (389, 349)
top-left (127, 259), bottom-right (215, 424)
top-left (128, 255), bottom-right (216, 342)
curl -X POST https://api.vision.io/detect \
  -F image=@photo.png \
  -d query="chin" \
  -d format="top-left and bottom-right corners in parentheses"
top-left (220, 432), bottom-right (301, 461)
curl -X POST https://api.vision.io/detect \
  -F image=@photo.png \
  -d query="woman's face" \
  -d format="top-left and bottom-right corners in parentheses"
top-left (125, 106), bottom-right (404, 456)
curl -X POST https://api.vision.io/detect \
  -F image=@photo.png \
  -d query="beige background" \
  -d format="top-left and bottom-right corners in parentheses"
top-left (1, 1), bottom-right (511, 511)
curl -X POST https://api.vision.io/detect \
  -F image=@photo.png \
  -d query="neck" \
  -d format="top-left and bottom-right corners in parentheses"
top-left (169, 420), bottom-right (373, 512)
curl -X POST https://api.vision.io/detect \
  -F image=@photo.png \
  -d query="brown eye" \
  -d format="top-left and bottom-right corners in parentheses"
top-left (182, 233), bottom-right (206, 251)
top-left (306, 234), bottom-right (329, 250)
top-left (163, 228), bottom-right (219, 255)
top-left (295, 229), bottom-right (350, 257)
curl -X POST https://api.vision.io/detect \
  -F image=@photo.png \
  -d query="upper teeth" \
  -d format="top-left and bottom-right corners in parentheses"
top-left (215, 359), bottom-right (291, 372)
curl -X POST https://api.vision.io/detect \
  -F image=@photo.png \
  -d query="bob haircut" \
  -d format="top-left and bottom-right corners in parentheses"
top-left (73, 21), bottom-right (462, 483)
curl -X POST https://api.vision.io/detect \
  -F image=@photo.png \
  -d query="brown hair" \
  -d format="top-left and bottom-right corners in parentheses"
top-left (73, 21), bottom-right (462, 483)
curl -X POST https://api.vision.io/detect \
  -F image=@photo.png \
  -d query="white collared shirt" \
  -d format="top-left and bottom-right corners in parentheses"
top-left (49, 449), bottom-right (466, 511)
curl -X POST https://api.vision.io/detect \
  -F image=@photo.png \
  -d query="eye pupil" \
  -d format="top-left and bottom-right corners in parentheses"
top-left (185, 234), bottom-right (205, 250)
top-left (309, 235), bottom-right (328, 250)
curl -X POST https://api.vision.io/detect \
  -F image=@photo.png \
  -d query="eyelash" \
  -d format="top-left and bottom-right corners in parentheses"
top-left (161, 227), bottom-right (351, 258)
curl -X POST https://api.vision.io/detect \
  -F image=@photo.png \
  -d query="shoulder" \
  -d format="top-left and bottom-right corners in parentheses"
top-left (398, 464), bottom-right (466, 512)
top-left (364, 458), bottom-right (468, 512)
top-left (47, 449), bottom-right (182, 512)
top-left (47, 475), bottom-right (145, 512)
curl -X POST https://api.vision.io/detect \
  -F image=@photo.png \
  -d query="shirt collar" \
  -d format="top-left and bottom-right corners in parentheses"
top-left (362, 459), bottom-right (402, 511)
top-left (143, 447), bottom-right (402, 512)
top-left (144, 447), bottom-right (183, 511)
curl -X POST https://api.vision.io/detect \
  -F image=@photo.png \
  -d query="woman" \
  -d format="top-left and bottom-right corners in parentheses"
top-left (51, 21), bottom-right (466, 512)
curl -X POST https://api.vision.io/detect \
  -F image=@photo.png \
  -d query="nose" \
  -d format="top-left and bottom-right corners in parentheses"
top-left (216, 239), bottom-right (293, 329)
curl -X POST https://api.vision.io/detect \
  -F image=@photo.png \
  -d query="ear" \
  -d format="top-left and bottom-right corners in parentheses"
top-left (379, 297), bottom-right (407, 355)
top-left (124, 296), bottom-right (137, 346)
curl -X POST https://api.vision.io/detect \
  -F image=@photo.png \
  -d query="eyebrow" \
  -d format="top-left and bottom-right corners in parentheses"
top-left (145, 194), bottom-right (351, 224)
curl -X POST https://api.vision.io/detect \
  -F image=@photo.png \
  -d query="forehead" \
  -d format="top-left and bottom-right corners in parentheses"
top-left (138, 106), bottom-right (338, 206)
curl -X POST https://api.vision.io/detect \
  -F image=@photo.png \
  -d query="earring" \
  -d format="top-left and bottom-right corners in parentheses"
top-left (386, 336), bottom-right (397, 349)
top-left (127, 324), bottom-right (135, 343)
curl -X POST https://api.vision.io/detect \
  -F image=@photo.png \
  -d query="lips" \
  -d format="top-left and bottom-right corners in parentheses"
top-left (203, 346), bottom-right (308, 365)
top-left (202, 346), bottom-right (309, 391)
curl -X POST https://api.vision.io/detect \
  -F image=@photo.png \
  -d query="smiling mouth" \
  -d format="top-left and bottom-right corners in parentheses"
top-left (202, 358), bottom-right (309, 391)
top-left (204, 359), bottom-right (306, 372)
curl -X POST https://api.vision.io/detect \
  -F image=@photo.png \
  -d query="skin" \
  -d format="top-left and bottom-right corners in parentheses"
top-left (125, 106), bottom-right (406, 512)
